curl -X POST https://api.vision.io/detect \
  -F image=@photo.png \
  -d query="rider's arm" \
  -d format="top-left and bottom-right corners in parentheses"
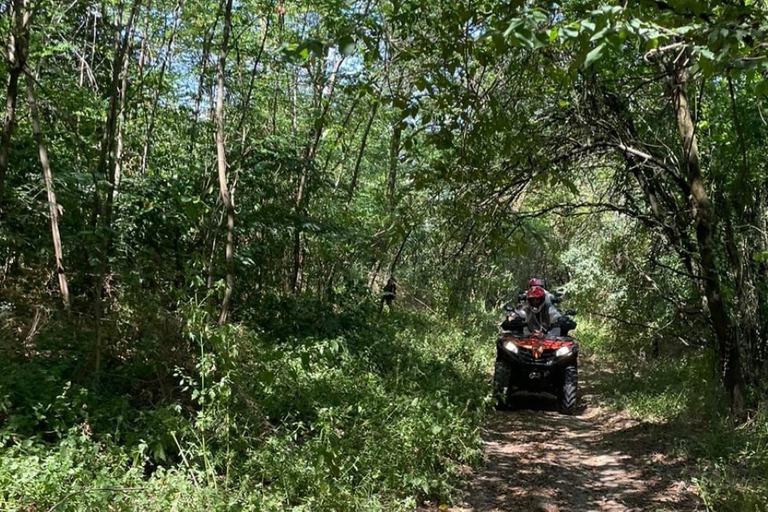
top-left (548, 304), bottom-right (561, 325)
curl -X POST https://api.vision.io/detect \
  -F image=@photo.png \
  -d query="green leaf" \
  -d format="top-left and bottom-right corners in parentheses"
top-left (492, 31), bottom-right (507, 52)
top-left (338, 34), bottom-right (356, 56)
top-left (561, 177), bottom-right (579, 196)
top-left (584, 42), bottom-right (607, 67)
top-left (503, 19), bottom-right (524, 38)
top-left (590, 26), bottom-right (610, 42)
top-left (756, 79), bottom-right (768, 96)
top-left (561, 25), bottom-right (579, 39)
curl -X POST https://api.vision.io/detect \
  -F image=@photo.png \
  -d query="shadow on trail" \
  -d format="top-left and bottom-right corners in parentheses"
top-left (452, 366), bottom-right (702, 512)
top-left (502, 391), bottom-right (590, 417)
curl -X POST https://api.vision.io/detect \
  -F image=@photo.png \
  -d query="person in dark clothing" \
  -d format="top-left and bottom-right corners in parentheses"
top-left (381, 277), bottom-right (397, 311)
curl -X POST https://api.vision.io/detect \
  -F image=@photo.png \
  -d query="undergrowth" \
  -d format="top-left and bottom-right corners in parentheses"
top-left (0, 301), bottom-right (494, 511)
top-left (578, 318), bottom-right (768, 512)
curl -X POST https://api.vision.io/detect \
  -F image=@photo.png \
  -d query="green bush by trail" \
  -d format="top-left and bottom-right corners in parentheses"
top-left (0, 304), bottom-right (493, 511)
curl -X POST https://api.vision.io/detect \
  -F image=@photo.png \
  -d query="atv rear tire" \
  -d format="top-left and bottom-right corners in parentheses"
top-left (493, 359), bottom-right (511, 409)
top-left (558, 365), bottom-right (578, 415)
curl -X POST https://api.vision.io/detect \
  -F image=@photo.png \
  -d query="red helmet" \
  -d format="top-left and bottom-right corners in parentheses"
top-left (527, 286), bottom-right (546, 313)
top-left (528, 278), bottom-right (542, 288)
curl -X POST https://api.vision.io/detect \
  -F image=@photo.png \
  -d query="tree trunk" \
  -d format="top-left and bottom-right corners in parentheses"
top-left (347, 102), bottom-right (378, 205)
top-left (189, 6), bottom-right (221, 153)
top-left (0, 69), bottom-right (21, 206)
top-left (25, 73), bottom-right (70, 309)
top-left (307, 56), bottom-right (345, 161)
top-left (114, 18), bottom-right (135, 200)
top-left (389, 226), bottom-right (413, 277)
top-left (290, 70), bottom-right (304, 294)
top-left (215, 0), bottom-right (235, 324)
top-left (141, 0), bottom-right (181, 174)
top-left (670, 58), bottom-right (744, 415)
top-left (0, 0), bottom-right (26, 204)
top-left (236, 14), bottom-right (270, 140)
top-left (98, 0), bottom-right (141, 223)
top-left (326, 91), bottom-right (363, 180)
top-left (93, 0), bottom-right (142, 373)
top-left (387, 116), bottom-right (402, 209)
top-left (290, 55), bottom-right (346, 294)
top-left (134, 2), bottom-right (150, 97)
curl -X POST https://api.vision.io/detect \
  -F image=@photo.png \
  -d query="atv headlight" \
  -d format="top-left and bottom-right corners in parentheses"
top-left (555, 346), bottom-right (572, 357)
top-left (503, 340), bottom-right (519, 354)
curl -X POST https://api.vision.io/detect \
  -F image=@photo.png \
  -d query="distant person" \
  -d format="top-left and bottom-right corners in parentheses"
top-left (381, 277), bottom-right (397, 311)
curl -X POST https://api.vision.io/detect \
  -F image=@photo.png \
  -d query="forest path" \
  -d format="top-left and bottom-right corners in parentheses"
top-left (426, 361), bottom-right (704, 512)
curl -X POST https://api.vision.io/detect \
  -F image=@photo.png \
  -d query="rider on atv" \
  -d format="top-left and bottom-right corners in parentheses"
top-left (495, 283), bottom-right (580, 413)
top-left (525, 285), bottom-right (562, 335)
top-left (527, 277), bottom-right (556, 307)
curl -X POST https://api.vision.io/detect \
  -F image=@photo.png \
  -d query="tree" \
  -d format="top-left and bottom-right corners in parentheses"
top-left (215, 0), bottom-right (234, 324)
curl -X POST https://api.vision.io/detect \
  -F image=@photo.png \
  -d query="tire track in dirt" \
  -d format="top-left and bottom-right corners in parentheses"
top-left (426, 362), bottom-right (703, 512)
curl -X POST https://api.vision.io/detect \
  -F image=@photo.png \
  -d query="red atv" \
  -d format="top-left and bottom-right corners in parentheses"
top-left (493, 302), bottom-right (579, 414)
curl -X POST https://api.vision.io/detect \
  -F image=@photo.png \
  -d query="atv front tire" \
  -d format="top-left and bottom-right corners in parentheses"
top-left (493, 359), bottom-right (511, 409)
top-left (558, 365), bottom-right (578, 415)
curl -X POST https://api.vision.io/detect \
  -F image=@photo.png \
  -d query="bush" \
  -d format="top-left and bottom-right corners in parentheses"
top-left (0, 305), bottom-right (493, 511)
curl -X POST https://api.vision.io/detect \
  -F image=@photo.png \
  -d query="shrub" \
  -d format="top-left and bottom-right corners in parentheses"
top-left (0, 306), bottom-right (493, 511)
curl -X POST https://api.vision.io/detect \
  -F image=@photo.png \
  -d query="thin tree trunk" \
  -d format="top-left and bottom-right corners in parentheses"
top-left (141, 0), bottom-right (181, 174)
top-left (90, 6), bottom-right (98, 78)
top-left (291, 233), bottom-right (305, 293)
top-left (0, 0), bottom-right (26, 204)
top-left (291, 71), bottom-right (299, 136)
top-left (0, 69), bottom-right (20, 204)
top-left (290, 70), bottom-right (304, 294)
top-left (389, 226), bottom-right (413, 277)
top-left (369, 257), bottom-right (383, 288)
top-left (307, 56), bottom-right (345, 161)
top-left (290, 56), bottom-right (346, 294)
top-left (93, 0), bottom-right (142, 374)
top-left (25, 72), bottom-right (70, 309)
top-left (326, 91), bottom-right (363, 179)
top-left (114, 20), bottom-right (135, 199)
top-left (189, 6), bottom-right (221, 153)
top-left (98, 0), bottom-right (141, 220)
top-left (135, 5), bottom-right (149, 94)
top-left (670, 59), bottom-right (744, 415)
top-left (215, 0), bottom-right (234, 324)
top-left (206, 209), bottom-right (225, 289)
top-left (79, 12), bottom-right (88, 87)
top-left (387, 116), bottom-right (402, 209)
top-left (236, 14), bottom-right (270, 139)
top-left (346, 101), bottom-right (378, 205)
top-left (133, 0), bottom-right (154, 121)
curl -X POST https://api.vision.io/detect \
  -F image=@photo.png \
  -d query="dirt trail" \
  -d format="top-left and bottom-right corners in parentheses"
top-left (430, 363), bottom-right (703, 512)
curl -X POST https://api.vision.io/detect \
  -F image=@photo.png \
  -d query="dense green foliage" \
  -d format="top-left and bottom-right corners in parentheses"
top-left (3, 0), bottom-right (768, 510)
top-left (1, 306), bottom-right (491, 510)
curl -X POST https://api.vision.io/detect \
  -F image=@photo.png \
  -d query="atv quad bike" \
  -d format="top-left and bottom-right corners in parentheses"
top-left (493, 304), bottom-right (579, 415)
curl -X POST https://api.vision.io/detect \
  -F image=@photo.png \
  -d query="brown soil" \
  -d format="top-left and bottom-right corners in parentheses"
top-left (423, 362), bottom-right (704, 512)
